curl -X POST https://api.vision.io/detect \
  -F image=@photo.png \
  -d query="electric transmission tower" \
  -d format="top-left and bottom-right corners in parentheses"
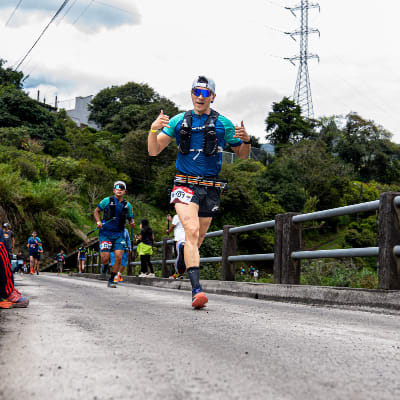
top-left (284, 0), bottom-right (320, 118)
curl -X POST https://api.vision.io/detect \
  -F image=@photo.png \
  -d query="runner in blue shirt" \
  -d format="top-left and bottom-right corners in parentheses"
top-left (110, 228), bottom-right (132, 283)
top-left (77, 245), bottom-right (87, 274)
top-left (56, 250), bottom-right (66, 276)
top-left (27, 231), bottom-right (40, 275)
top-left (94, 181), bottom-right (135, 288)
top-left (148, 75), bottom-right (252, 308)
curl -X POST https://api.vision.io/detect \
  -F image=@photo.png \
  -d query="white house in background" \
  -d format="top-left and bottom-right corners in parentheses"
top-left (66, 95), bottom-right (101, 130)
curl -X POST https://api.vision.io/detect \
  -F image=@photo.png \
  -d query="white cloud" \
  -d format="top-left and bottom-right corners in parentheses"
top-left (2, 0), bottom-right (140, 32)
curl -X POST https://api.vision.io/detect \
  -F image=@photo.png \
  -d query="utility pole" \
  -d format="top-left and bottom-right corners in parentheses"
top-left (284, 0), bottom-right (320, 118)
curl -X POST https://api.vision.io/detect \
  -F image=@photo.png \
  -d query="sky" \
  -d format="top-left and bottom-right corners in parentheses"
top-left (1, 0), bottom-right (399, 143)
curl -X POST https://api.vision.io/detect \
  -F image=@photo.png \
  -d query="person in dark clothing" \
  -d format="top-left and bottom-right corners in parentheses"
top-left (2, 222), bottom-right (14, 259)
top-left (14, 250), bottom-right (24, 275)
top-left (135, 219), bottom-right (155, 277)
top-left (0, 228), bottom-right (29, 308)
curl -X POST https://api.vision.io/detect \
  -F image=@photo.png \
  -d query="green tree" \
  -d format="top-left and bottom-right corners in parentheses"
top-left (216, 160), bottom-right (283, 256)
top-left (265, 97), bottom-right (314, 150)
top-left (336, 113), bottom-right (398, 182)
top-left (257, 140), bottom-right (351, 212)
top-left (88, 82), bottom-right (180, 134)
top-left (315, 116), bottom-right (342, 152)
top-left (0, 59), bottom-right (24, 88)
top-left (0, 85), bottom-right (65, 146)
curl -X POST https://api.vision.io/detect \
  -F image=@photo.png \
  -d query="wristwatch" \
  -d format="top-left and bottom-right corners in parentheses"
top-left (243, 138), bottom-right (251, 144)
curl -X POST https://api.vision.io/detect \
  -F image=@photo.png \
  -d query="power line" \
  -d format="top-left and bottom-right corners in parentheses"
top-left (56, 0), bottom-right (79, 26)
top-left (5, 0), bottom-right (24, 27)
top-left (265, 24), bottom-right (287, 34)
top-left (72, 0), bottom-right (94, 25)
top-left (93, 0), bottom-right (132, 15)
top-left (265, 0), bottom-right (285, 8)
top-left (14, 0), bottom-right (71, 71)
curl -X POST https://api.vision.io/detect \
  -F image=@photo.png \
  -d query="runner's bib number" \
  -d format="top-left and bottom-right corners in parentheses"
top-left (100, 240), bottom-right (112, 250)
top-left (170, 186), bottom-right (194, 204)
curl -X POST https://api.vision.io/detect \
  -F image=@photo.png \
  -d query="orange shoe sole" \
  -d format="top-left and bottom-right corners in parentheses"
top-left (0, 301), bottom-right (13, 309)
top-left (192, 292), bottom-right (208, 309)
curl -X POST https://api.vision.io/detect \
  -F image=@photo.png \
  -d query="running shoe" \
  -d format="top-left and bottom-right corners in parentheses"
top-left (191, 288), bottom-right (208, 309)
top-left (169, 273), bottom-right (184, 280)
top-left (0, 299), bottom-right (13, 309)
top-left (113, 277), bottom-right (119, 284)
top-left (0, 290), bottom-right (29, 308)
top-left (107, 280), bottom-right (116, 288)
top-left (118, 275), bottom-right (123, 282)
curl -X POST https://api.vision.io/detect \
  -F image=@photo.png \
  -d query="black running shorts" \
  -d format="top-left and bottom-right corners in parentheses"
top-left (173, 184), bottom-right (221, 218)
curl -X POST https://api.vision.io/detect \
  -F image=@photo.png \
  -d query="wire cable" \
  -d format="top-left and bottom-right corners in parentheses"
top-left (5, 0), bottom-right (24, 27)
top-left (72, 0), bottom-right (94, 25)
top-left (14, 0), bottom-right (71, 71)
top-left (265, 24), bottom-right (287, 34)
top-left (56, 0), bottom-right (79, 26)
top-left (93, 0), bottom-right (132, 15)
top-left (265, 0), bottom-right (285, 8)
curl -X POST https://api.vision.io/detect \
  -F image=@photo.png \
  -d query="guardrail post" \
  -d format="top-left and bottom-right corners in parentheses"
top-left (221, 225), bottom-right (237, 281)
top-left (162, 238), bottom-right (173, 278)
top-left (127, 251), bottom-right (133, 276)
top-left (96, 252), bottom-right (100, 274)
top-left (378, 192), bottom-right (400, 289)
top-left (274, 213), bottom-right (302, 284)
top-left (91, 253), bottom-right (95, 274)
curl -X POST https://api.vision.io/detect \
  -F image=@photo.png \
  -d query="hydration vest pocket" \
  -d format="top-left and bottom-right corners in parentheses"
top-left (178, 112), bottom-right (192, 155)
top-left (203, 125), bottom-right (218, 157)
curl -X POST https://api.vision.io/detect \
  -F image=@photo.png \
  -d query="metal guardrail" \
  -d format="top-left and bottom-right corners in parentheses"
top-left (229, 220), bottom-right (275, 234)
top-left (292, 247), bottom-right (379, 260)
top-left (228, 253), bottom-right (275, 262)
top-left (292, 200), bottom-right (380, 223)
top-left (81, 193), bottom-right (400, 289)
top-left (394, 246), bottom-right (400, 256)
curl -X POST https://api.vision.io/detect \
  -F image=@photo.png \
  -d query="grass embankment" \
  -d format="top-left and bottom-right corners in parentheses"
top-left (234, 229), bottom-right (378, 289)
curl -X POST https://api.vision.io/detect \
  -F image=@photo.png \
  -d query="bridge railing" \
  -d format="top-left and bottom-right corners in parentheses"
top-left (85, 192), bottom-right (400, 290)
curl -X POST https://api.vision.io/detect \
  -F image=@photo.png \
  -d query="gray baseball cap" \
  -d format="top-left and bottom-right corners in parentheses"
top-left (114, 180), bottom-right (126, 190)
top-left (192, 76), bottom-right (216, 93)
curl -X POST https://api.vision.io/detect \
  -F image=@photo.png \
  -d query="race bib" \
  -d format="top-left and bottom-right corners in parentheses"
top-left (170, 186), bottom-right (194, 204)
top-left (100, 240), bottom-right (113, 250)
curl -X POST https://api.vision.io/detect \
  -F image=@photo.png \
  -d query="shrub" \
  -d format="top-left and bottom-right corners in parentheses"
top-left (15, 158), bottom-right (39, 181)
top-left (301, 259), bottom-right (378, 288)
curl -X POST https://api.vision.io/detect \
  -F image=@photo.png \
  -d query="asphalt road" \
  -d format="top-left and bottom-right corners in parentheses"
top-left (1, 274), bottom-right (400, 400)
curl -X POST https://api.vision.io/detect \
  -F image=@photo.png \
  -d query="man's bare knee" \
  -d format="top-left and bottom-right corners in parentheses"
top-left (185, 226), bottom-right (200, 244)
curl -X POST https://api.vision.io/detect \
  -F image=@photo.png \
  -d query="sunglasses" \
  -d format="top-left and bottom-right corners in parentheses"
top-left (114, 185), bottom-right (126, 190)
top-left (192, 88), bottom-right (212, 98)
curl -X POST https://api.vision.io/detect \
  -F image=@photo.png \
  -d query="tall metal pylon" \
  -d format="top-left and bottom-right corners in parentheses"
top-left (284, 0), bottom-right (320, 118)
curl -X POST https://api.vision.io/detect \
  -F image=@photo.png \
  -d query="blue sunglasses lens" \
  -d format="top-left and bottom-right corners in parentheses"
top-left (192, 88), bottom-right (211, 98)
top-left (114, 185), bottom-right (125, 190)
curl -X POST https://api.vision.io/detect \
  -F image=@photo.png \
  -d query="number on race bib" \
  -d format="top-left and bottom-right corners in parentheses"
top-left (170, 186), bottom-right (194, 204)
top-left (100, 240), bottom-right (113, 250)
